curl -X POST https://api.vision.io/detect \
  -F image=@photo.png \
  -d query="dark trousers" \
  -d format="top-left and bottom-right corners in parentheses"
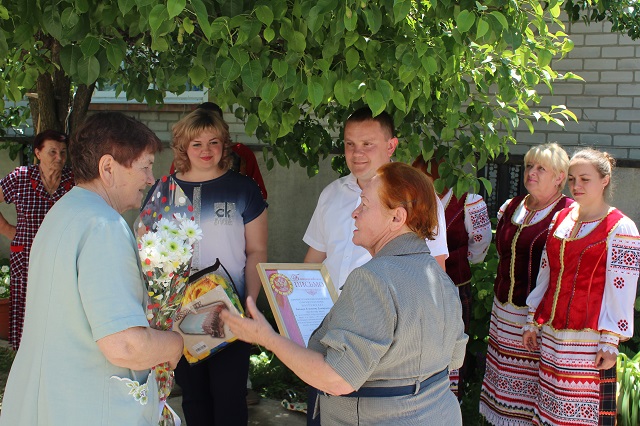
top-left (175, 341), bottom-right (251, 426)
top-left (306, 386), bottom-right (320, 425)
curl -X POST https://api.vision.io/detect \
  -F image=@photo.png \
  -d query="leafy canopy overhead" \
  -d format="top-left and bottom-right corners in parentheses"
top-left (0, 0), bottom-right (582, 194)
top-left (565, 0), bottom-right (640, 40)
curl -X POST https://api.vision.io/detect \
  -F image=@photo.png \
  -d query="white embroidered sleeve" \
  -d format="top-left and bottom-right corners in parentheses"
top-left (598, 217), bottom-right (640, 340)
top-left (464, 194), bottom-right (492, 264)
top-left (496, 199), bottom-right (511, 223)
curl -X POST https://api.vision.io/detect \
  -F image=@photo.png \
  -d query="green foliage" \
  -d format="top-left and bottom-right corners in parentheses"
top-left (468, 233), bottom-right (498, 356)
top-left (249, 349), bottom-right (307, 400)
top-left (564, 0), bottom-right (640, 40)
top-left (0, 0), bottom-right (582, 188)
top-left (460, 366), bottom-right (487, 425)
top-left (617, 351), bottom-right (640, 426)
top-left (0, 105), bottom-right (31, 163)
top-left (0, 344), bottom-right (13, 372)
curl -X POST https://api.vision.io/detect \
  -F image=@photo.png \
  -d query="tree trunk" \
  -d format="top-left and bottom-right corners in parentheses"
top-left (35, 72), bottom-right (59, 133)
top-left (68, 83), bottom-right (96, 137)
top-left (31, 35), bottom-right (72, 134)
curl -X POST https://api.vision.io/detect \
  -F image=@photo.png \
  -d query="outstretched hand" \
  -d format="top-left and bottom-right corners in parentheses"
top-left (522, 330), bottom-right (539, 352)
top-left (220, 296), bottom-right (275, 347)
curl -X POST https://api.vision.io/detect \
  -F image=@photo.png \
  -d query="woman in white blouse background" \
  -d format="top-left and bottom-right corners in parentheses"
top-left (523, 148), bottom-right (640, 426)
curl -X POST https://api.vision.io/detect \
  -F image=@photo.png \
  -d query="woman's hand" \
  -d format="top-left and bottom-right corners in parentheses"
top-left (0, 215), bottom-right (16, 241)
top-left (522, 330), bottom-right (539, 352)
top-left (595, 349), bottom-right (617, 370)
top-left (220, 296), bottom-right (275, 348)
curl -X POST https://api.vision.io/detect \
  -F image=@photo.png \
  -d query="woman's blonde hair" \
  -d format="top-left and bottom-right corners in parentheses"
top-left (171, 108), bottom-right (232, 173)
top-left (524, 142), bottom-right (570, 190)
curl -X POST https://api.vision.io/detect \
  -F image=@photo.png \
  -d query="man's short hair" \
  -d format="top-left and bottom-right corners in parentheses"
top-left (345, 107), bottom-right (394, 139)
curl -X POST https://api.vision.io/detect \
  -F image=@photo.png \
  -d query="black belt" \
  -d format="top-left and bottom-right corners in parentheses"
top-left (323, 368), bottom-right (449, 398)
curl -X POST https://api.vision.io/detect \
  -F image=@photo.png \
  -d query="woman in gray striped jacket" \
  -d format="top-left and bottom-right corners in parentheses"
top-left (223, 162), bottom-right (467, 425)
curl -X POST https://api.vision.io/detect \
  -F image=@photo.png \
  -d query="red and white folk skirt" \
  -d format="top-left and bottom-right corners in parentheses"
top-left (480, 298), bottom-right (540, 425)
top-left (532, 326), bottom-right (616, 426)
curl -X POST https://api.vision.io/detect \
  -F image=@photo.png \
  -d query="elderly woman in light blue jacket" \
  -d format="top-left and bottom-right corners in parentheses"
top-left (0, 113), bottom-right (183, 426)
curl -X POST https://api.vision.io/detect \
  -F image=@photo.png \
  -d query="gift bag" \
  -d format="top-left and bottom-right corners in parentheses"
top-left (176, 258), bottom-right (245, 364)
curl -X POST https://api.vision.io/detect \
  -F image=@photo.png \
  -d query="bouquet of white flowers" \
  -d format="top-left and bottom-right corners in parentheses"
top-left (139, 215), bottom-right (202, 329)
top-left (135, 176), bottom-right (202, 426)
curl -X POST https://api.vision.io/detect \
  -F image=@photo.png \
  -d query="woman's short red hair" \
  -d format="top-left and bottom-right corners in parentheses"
top-left (376, 162), bottom-right (438, 240)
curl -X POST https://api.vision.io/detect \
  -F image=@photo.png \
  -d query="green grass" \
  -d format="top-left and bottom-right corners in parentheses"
top-left (0, 344), bottom-right (15, 409)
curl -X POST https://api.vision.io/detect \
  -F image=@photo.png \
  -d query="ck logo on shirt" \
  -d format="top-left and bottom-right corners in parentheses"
top-left (214, 202), bottom-right (236, 225)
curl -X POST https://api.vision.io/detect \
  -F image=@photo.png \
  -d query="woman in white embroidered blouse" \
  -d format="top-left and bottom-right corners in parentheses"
top-left (523, 148), bottom-right (640, 426)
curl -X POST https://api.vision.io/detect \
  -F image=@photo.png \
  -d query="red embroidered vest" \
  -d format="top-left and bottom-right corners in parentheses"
top-left (494, 195), bottom-right (573, 307)
top-left (444, 193), bottom-right (471, 285)
top-left (534, 207), bottom-right (624, 330)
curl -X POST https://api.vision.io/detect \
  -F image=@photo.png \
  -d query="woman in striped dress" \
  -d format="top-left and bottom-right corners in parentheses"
top-left (480, 143), bottom-right (573, 425)
top-left (523, 148), bottom-right (639, 425)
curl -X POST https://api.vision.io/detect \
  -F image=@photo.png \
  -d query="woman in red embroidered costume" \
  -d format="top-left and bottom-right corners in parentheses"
top-left (523, 149), bottom-right (639, 426)
top-left (413, 155), bottom-right (492, 398)
top-left (480, 143), bottom-right (573, 425)
top-left (0, 130), bottom-right (74, 350)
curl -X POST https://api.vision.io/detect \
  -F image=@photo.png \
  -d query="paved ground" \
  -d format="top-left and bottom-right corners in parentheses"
top-left (168, 394), bottom-right (306, 425)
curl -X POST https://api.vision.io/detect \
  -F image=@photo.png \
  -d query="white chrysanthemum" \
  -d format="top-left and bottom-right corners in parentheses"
top-left (162, 236), bottom-right (186, 262)
top-left (142, 246), bottom-right (162, 265)
top-left (179, 219), bottom-right (203, 244)
top-left (1, 265), bottom-right (9, 273)
top-left (155, 217), bottom-right (178, 234)
top-left (140, 231), bottom-right (160, 250)
top-left (177, 246), bottom-right (192, 264)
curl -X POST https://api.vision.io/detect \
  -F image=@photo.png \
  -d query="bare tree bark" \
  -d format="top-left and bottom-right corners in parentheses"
top-left (35, 72), bottom-right (59, 133)
top-left (51, 39), bottom-right (71, 132)
top-left (68, 83), bottom-right (95, 137)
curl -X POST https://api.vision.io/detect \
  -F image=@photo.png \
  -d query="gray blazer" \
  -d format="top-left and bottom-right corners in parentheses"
top-left (308, 232), bottom-right (467, 425)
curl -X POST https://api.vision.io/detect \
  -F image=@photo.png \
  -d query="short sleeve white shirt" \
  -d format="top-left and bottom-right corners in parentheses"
top-left (303, 174), bottom-right (448, 293)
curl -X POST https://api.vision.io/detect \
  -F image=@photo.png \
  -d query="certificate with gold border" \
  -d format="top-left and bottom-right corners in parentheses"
top-left (257, 263), bottom-right (337, 347)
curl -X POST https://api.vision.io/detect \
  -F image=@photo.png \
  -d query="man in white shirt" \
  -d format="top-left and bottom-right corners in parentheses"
top-left (303, 107), bottom-right (448, 294)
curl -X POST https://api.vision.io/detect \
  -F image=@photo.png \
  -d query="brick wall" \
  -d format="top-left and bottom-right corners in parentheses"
top-left (510, 19), bottom-right (640, 159)
top-left (87, 103), bottom-right (261, 147)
